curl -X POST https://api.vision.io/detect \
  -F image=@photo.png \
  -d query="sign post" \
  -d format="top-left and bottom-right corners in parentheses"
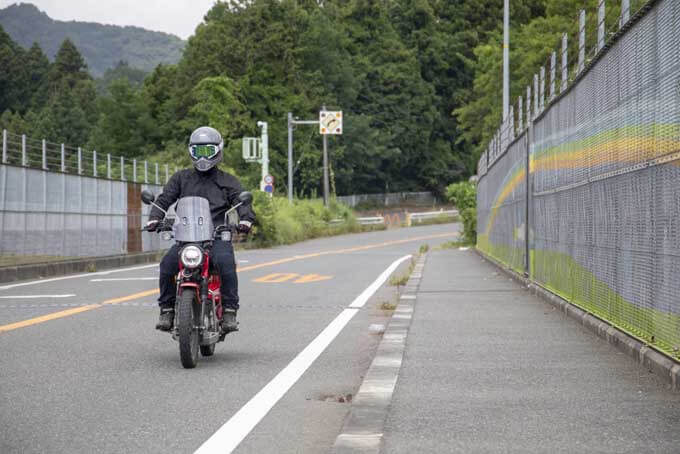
top-left (242, 120), bottom-right (269, 193)
top-left (286, 108), bottom-right (342, 206)
top-left (319, 109), bottom-right (342, 206)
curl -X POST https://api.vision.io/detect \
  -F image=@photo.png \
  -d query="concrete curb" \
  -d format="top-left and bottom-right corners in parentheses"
top-left (474, 248), bottom-right (680, 391)
top-left (332, 254), bottom-right (427, 453)
top-left (0, 251), bottom-right (166, 284)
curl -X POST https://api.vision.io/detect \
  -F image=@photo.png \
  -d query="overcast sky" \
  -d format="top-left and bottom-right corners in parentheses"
top-left (0, 0), bottom-right (219, 39)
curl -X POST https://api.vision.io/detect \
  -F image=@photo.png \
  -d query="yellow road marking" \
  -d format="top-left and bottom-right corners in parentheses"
top-left (101, 289), bottom-right (160, 305)
top-left (0, 304), bottom-right (101, 333)
top-left (254, 273), bottom-right (301, 283)
top-left (0, 231), bottom-right (457, 333)
top-left (293, 274), bottom-right (333, 284)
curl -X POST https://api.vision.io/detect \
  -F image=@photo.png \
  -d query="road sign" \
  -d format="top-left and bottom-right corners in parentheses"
top-left (242, 137), bottom-right (261, 161)
top-left (264, 174), bottom-right (274, 185)
top-left (319, 111), bottom-right (342, 135)
top-left (264, 184), bottom-right (274, 194)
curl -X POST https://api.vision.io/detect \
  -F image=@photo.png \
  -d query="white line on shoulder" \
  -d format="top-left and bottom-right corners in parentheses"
top-left (193, 254), bottom-right (412, 454)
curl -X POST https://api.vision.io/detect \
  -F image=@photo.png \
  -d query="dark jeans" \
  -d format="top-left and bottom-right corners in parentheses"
top-left (158, 241), bottom-right (239, 311)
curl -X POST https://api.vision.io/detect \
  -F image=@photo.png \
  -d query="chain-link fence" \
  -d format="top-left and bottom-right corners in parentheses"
top-left (2, 130), bottom-right (175, 184)
top-left (337, 192), bottom-right (437, 208)
top-left (477, 0), bottom-right (680, 359)
top-left (0, 130), bottom-right (172, 262)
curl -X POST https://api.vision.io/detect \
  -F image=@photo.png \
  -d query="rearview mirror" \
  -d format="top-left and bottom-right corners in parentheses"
top-left (239, 191), bottom-right (253, 205)
top-left (141, 190), bottom-right (156, 205)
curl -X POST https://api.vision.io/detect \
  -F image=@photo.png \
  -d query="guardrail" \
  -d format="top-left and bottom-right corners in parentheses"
top-left (356, 216), bottom-right (385, 225)
top-left (407, 210), bottom-right (459, 225)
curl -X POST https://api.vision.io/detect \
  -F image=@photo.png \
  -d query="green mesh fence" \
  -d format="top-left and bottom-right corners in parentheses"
top-left (476, 0), bottom-right (680, 359)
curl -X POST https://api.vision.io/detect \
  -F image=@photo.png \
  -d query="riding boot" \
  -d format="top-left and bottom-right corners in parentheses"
top-left (221, 308), bottom-right (239, 333)
top-left (156, 307), bottom-right (174, 331)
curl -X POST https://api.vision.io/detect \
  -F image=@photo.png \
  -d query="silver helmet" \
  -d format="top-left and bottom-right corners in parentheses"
top-left (188, 126), bottom-right (224, 172)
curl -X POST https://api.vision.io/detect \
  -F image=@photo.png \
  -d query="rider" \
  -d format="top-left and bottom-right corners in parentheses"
top-left (144, 126), bottom-right (255, 332)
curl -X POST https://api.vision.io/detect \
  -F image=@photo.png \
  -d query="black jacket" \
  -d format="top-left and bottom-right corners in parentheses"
top-left (149, 167), bottom-right (256, 226)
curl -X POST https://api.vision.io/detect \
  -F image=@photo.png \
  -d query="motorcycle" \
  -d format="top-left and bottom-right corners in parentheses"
top-left (140, 190), bottom-right (253, 368)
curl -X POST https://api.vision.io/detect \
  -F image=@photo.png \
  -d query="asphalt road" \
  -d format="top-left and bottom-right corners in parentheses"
top-left (0, 224), bottom-right (458, 454)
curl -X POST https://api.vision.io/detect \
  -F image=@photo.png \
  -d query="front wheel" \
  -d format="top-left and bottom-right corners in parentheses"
top-left (178, 288), bottom-right (200, 368)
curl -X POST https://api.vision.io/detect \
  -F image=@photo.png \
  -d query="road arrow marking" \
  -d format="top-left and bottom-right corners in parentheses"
top-left (293, 274), bottom-right (333, 284)
top-left (254, 273), bottom-right (300, 283)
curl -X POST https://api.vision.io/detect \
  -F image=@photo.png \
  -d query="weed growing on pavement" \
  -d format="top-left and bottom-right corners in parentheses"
top-left (380, 301), bottom-right (398, 311)
top-left (439, 239), bottom-right (474, 250)
top-left (419, 244), bottom-right (430, 254)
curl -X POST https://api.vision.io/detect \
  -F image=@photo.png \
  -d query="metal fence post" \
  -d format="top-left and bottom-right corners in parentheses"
top-left (526, 85), bottom-right (531, 124)
top-left (60, 144), bottom-right (65, 172)
top-left (561, 34), bottom-right (568, 92)
top-left (2, 129), bottom-right (7, 164)
top-left (578, 10), bottom-right (586, 74)
top-left (133, 159), bottom-right (137, 182)
top-left (164, 164), bottom-right (169, 183)
top-left (539, 67), bottom-right (546, 112)
top-left (154, 163), bottom-right (158, 185)
top-left (120, 156), bottom-right (125, 181)
top-left (533, 74), bottom-right (539, 119)
top-left (509, 105), bottom-right (515, 140)
top-left (518, 96), bottom-right (523, 131)
top-left (144, 161), bottom-right (148, 183)
top-left (621, 0), bottom-right (630, 28)
top-left (78, 147), bottom-right (82, 174)
top-left (550, 52), bottom-right (556, 101)
top-left (598, 0), bottom-right (605, 51)
top-left (107, 153), bottom-right (111, 179)
top-left (42, 139), bottom-right (47, 170)
top-left (21, 134), bottom-right (26, 166)
top-left (93, 150), bottom-right (98, 177)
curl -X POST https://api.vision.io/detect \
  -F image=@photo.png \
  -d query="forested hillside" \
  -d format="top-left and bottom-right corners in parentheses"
top-left (0, 3), bottom-right (184, 76)
top-left (0, 0), bottom-right (567, 197)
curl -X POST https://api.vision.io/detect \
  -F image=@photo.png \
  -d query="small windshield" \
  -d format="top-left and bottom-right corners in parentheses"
top-left (173, 196), bottom-right (214, 242)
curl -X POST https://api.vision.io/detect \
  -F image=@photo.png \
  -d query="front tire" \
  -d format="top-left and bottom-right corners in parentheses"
top-left (200, 344), bottom-right (215, 357)
top-left (178, 288), bottom-right (200, 368)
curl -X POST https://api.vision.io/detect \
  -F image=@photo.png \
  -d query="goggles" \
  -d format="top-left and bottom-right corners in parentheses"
top-left (190, 144), bottom-right (220, 160)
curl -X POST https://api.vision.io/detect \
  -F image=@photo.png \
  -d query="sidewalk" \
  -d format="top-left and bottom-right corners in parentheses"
top-left (381, 248), bottom-right (680, 454)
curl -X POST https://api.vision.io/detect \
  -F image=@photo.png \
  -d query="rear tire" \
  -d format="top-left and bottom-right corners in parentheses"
top-left (178, 288), bottom-right (200, 369)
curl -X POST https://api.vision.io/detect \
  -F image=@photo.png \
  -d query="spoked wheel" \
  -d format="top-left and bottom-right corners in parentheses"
top-left (178, 288), bottom-right (200, 368)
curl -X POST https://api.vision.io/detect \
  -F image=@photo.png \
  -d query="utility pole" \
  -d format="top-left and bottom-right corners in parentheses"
top-left (287, 113), bottom-right (294, 202)
top-left (503, 0), bottom-right (510, 122)
top-left (321, 105), bottom-right (329, 207)
top-left (257, 121), bottom-right (269, 192)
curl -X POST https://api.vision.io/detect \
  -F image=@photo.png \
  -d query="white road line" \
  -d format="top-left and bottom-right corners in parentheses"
top-left (90, 278), bottom-right (157, 282)
top-left (349, 254), bottom-right (412, 308)
top-left (193, 254), bottom-right (412, 454)
top-left (0, 294), bottom-right (75, 299)
top-left (0, 264), bottom-right (159, 291)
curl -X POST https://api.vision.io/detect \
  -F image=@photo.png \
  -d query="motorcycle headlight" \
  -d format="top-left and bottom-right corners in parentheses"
top-left (180, 245), bottom-right (203, 268)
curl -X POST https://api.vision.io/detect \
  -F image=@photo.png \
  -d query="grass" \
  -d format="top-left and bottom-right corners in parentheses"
top-left (380, 301), bottom-right (398, 311)
top-left (0, 254), bottom-right (72, 267)
top-left (389, 273), bottom-right (409, 286)
top-left (439, 239), bottom-right (474, 250)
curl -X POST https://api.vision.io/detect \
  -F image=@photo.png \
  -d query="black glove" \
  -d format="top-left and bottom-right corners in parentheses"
top-left (143, 220), bottom-right (160, 232)
top-left (237, 221), bottom-right (252, 234)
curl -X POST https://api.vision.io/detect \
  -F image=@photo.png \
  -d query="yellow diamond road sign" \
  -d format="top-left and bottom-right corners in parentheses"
top-left (320, 111), bottom-right (342, 135)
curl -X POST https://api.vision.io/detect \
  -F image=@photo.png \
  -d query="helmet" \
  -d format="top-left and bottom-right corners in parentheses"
top-left (188, 126), bottom-right (223, 172)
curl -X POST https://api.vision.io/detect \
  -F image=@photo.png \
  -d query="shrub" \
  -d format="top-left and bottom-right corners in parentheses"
top-left (249, 195), bottom-right (359, 247)
top-left (445, 182), bottom-right (476, 211)
top-left (461, 207), bottom-right (477, 244)
top-left (445, 182), bottom-right (477, 244)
